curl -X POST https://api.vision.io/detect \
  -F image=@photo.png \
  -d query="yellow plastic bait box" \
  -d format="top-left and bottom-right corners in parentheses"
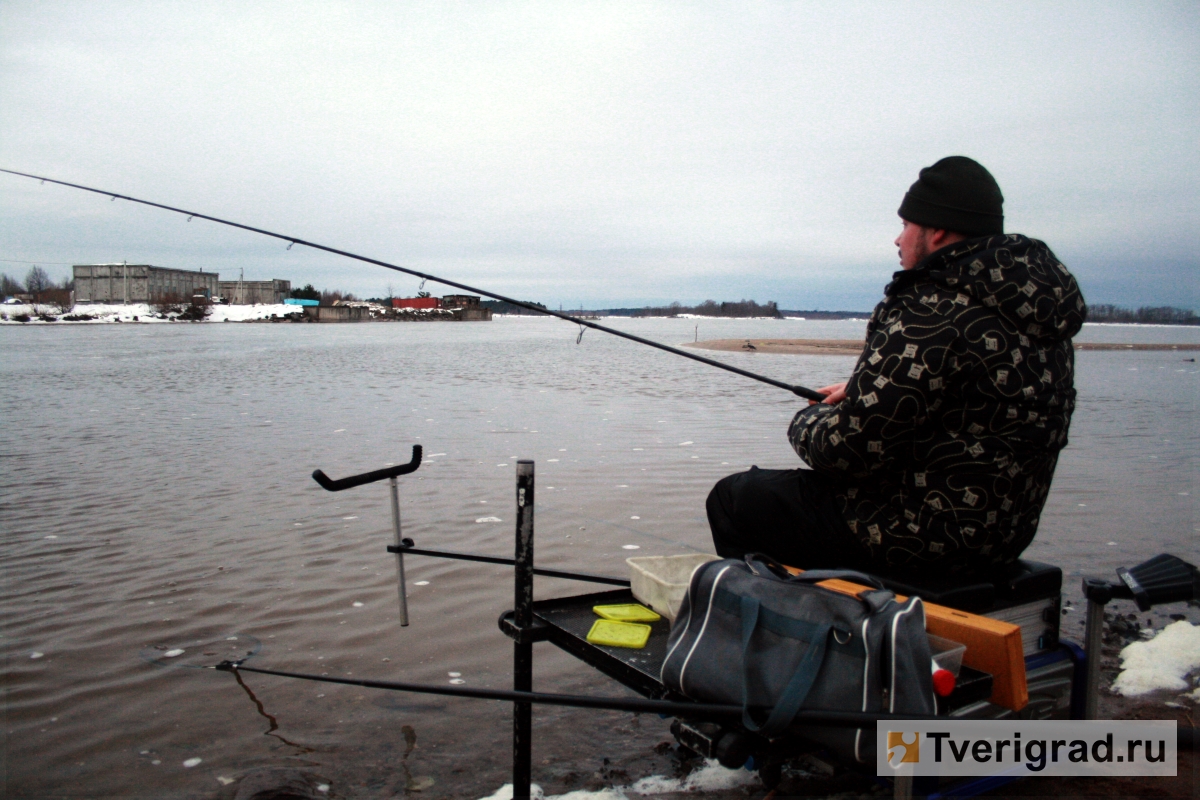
top-left (585, 619), bottom-right (652, 649)
top-left (592, 603), bottom-right (661, 623)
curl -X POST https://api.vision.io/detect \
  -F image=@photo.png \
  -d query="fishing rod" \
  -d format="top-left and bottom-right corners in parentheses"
top-left (217, 661), bottom-right (940, 727)
top-left (1, 168), bottom-right (826, 402)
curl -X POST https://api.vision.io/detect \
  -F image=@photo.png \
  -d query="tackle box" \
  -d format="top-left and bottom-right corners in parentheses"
top-left (881, 560), bottom-right (1063, 656)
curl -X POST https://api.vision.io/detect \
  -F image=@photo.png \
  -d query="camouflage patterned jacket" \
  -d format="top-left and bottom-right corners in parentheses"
top-left (789, 234), bottom-right (1086, 576)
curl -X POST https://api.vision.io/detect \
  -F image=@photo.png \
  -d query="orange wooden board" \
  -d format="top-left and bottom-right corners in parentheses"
top-left (784, 569), bottom-right (1028, 711)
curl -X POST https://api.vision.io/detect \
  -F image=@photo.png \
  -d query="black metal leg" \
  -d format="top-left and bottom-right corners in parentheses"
top-left (513, 461), bottom-right (535, 799)
top-left (513, 641), bottom-right (532, 797)
top-left (912, 775), bottom-right (940, 798)
top-left (1083, 596), bottom-right (1105, 719)
top-left (389, 477), bottom-right (410, 626)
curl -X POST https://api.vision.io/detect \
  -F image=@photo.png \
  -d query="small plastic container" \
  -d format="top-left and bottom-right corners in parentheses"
top-left (927, 633), bottom-right (967, 676)
top-left (593, 603), bottom-right (661, 623)
top-left (626, 553), bottom-right (721, 622)
top-left (927, 633), bottom-right (967, 696)
top-left (586, 619), bottom-right (652, 649)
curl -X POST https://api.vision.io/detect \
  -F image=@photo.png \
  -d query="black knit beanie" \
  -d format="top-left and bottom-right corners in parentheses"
top-left (897, 156), bottom-right (1004, 236)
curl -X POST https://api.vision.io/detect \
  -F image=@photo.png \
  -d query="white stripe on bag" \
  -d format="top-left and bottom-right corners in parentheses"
top-left (676, 564), bottom-right (733, 697)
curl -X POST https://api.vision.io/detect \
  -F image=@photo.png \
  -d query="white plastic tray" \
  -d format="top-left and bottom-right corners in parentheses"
top-left (626, 553), bottom-right (720, 623)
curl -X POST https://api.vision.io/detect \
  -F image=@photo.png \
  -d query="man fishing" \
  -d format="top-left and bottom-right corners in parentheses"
top-left (707, 156), bottom-right (1086, 579)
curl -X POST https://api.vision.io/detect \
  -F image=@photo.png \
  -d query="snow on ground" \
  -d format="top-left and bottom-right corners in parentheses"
top-left (628, 759), bottom-right (761, 794)
top-left (208, 303), bottom-right (297, 322)
top-left (1112, 620), bottom-right (1200, 696)
top-left (0, 302), bottom-right (153, 323)
top-left (0, 302), bottom-right (298, 324)
top-left (673, 314), bottom-right (786, 320)
top-left (478, 760), bottom-right (759, 800)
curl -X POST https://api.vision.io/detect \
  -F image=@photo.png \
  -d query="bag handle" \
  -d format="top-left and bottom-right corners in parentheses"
top-left (744, 553), bottom-right (884, 590)
top-left (738, 595), bottom-right (832, 739)
top-left (744, 553), bottom-right (794, 579)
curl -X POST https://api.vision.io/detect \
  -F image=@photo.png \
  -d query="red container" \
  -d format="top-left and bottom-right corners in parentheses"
top-left (393, 297), bottom-right (440, 310)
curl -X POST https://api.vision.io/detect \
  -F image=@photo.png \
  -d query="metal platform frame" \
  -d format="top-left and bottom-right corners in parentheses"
top-left (403, 460), bottom-right (1065, 799)
top-left (300, 452), bottom-right (1193, 799)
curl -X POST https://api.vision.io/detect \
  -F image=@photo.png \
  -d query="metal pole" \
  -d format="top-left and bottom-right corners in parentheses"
top-left (227, 662), bottom-right (945, 724)
top-left (512, 460), bottom-right (535, 799)
top-left (390, 477), bottom-right (409, 627)
top-left (1083, 596), bottom-right (1105, 719)
top-left (385, 544), bottom-right (629, 586)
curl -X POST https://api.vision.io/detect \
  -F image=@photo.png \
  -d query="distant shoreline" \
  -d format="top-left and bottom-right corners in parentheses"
top-left (688, 338), bottom-right (1200, 355)
top-left (686, 338), bottom-right (865, 355)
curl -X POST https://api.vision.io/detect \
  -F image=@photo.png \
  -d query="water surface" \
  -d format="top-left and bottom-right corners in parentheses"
top-left (2, 317), bottom-right (1197, 797)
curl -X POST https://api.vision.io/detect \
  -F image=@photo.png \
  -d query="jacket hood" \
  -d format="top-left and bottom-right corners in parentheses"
top-left (891, 233), bottom-right (1086, 341)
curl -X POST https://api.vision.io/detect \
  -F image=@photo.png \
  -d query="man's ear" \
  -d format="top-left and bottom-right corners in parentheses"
top-left (929, 228), bottom-right (965, 249)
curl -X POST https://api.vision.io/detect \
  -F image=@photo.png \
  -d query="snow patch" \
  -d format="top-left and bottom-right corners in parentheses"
top-left (1112, 621), bottom-right (1200, 696)
top-left (479, 786), bottom-right (620, 800)
top-left (630, 759), bottom-right (759, 794)
top-left (0, 302), bottom-right (301, 324)
top-left (477, 760), bottom-right (757, 800)
top-left (205, 304), bottom-right (299, 322)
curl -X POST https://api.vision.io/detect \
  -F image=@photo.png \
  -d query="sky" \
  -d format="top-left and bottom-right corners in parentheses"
top-left (1, 1), bottom-right (1197, 311)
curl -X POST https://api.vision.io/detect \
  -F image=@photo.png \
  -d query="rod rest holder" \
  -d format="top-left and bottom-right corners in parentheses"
top-left (312, 445), bottom-right (422, 491)
top-left (1082, 553), bottom-right (1199, 611)
top-left (498, 610), bottom-right (551, 645)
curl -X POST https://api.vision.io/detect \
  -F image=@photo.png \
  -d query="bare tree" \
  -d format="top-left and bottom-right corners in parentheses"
top-left (25, 266), bottom-right (52, 297)
top-left (320, 288), bottom-right (358, 306)
top-left (151, 292), bottom-right (187, 316)
top-left (635, 298), bottom-right (782, 319)
top-left (1088, 304), bottom-right (1200, 325)
top-left (41, 288), bottom-right (73, 315)
top-left (0, 272), bottom-right (23, 298)
top-left (20, 266), bottom-right (54, 315)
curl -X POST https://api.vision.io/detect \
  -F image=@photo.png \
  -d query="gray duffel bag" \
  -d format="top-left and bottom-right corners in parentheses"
top-left (661, 554), bottom-right (936, 764)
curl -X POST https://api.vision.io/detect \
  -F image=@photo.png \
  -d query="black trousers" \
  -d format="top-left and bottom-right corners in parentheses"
top-left (706, 466), bottom-right (871, 571)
